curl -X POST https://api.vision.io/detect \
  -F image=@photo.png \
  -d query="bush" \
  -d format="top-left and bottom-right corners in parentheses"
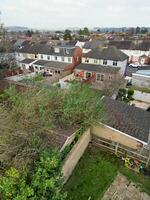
top-left (0, 150), bottom-right (67, 200)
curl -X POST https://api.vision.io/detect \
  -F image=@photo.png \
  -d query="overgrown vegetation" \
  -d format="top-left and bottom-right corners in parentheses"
top-left (0, 150), bottom-right (67, 200)
top-left (0, 82), bottom-right (105, 171)
top-left (117, 88), bottom-right (134, 102)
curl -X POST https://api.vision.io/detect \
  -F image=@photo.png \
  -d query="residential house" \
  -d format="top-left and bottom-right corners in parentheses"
top-left (75, 46), bottom-right (128, 88)
top-left (32, 60), bottom-right (73, 77)
top-left (109, 40), bottom-right (150, 65)
top-left (15, 43), bottom-right (82, 75)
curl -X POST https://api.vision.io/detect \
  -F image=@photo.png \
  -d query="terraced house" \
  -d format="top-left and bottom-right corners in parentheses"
top-left (75, 46), bottom-right (128, 87)
top-left (15, 43), bottom-right (82, 77)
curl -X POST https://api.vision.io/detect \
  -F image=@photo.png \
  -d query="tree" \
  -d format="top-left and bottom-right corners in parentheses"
top-left (100, 76), bottom-right (126, 96)
top-left (0, 83), bottom-right (106, 171)
top-left (135, 26), bottom-right (141, 34)
top-left (63, 29), bottom-right (72, 40)
top-left (140, 27), bottom-right (148, 34)
top-left (0, 151), bottom-right (67, 200)
top-left (83, 27), bottom-right (90, 35)
top-left (25, 30), bottom-right (34, 37)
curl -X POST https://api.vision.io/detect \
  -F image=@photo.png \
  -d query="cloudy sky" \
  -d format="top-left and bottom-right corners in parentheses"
top-left (0, 0), bottom-right (150, 29)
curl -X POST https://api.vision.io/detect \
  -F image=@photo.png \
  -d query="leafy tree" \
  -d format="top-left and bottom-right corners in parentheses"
top-left (63, 29), bottom-right (72, 40)
top-left (25, 30), bottom-right (34, 37)
top-left (140, 27), bottom-right (148, 34)
top-left (135, 26), bottom-right (141, 34)
top-left (0, 150), bottom-right (67, 200)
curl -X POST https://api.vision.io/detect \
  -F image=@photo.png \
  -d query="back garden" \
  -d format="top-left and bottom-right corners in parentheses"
top-left (0, 81), bottom-right (149, 200)
top-left (64, 147), bottom-right (150, 200)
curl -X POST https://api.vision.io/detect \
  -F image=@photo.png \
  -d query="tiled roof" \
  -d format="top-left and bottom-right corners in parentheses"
top-left (16, 43), bottom-right (76, 57)
top-left (33, 60), bottom-right (69, 69)
top-left (76, 63), bottom-right (120, 74)
top-left (20, 58), bottom-right (36, 64)
top-left (83, 40), bottom-right (107, 49)
top-left (109, 40), bottom-right (150, 51)
top-left (84, 46), bottom-right (128, 61)
top-left (44, 61), bottom-right (69, 69)
top-left (103, 96), bottom-right (150, 143)
top-left (33, 60), bottom-right (49, 66)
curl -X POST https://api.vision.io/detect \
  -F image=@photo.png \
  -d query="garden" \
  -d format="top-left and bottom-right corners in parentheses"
top-left (0, 82), bottom-right (105, 200)
top-left (64, 147), bottom-right (150, 200)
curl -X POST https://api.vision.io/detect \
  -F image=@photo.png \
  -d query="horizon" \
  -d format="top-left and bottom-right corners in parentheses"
top-left (0, 0), bottom-right (150, 29)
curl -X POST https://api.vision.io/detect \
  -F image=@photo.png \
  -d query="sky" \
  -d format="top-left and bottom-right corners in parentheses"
top-left (0, 0), bottom-right (150, 30)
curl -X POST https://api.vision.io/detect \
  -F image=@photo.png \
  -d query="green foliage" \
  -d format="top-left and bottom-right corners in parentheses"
top-left (127, 88), bottom-right (134, 100)
top-left (117, 88), bottom-right (134, 103)
top-left (0, 83), bottom-right (105, 171)
top-left (63, 30), bottom-right (72, 40)
top-left (61, 127), bottom-right (86, 160)
top-left (0, 151), bottom-right (67, 200)
top-left (60, 83), bottom-right (105, 127)
top-left (78, 27), bottom-right (90, 35)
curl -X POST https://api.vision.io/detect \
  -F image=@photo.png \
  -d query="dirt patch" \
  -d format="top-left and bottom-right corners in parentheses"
top-left (102, 173), bottom-right (150, 200)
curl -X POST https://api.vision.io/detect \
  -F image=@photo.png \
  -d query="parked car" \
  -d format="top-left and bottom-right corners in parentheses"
top-left (128, 64), bottom-right (139, 68)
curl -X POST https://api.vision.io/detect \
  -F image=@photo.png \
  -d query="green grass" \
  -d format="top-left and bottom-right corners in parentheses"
top-left (64, 147), bottom-right (150, 200)
top-left (64, 147), bottom-right (119, 200)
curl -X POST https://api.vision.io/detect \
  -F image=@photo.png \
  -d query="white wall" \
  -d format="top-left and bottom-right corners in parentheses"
top-left (82, 57), bottom-right (127, 75)
top-left (132, 73), bottom-right (150, 88)
top-left (6, 72), bottom-right (36, 81)
top-left (133, 90), bottom-right (150, 104)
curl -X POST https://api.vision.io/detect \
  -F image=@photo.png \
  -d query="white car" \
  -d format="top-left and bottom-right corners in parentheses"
top-left (128, 64), bottom-right (139, 68)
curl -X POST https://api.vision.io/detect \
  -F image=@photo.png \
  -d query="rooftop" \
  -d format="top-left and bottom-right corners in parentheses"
top-left (76, 63), bottom-right (120, 74)
top-left (103, 96), bottom-right (150, 143)
top-left (84, 46), bottom-right (128, 61)
top-left (20, 58), bottom-right (36, 64)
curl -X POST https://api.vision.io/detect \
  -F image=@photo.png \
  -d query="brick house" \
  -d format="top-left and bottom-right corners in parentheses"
top-left (75, 46), bottom-right (128, 87)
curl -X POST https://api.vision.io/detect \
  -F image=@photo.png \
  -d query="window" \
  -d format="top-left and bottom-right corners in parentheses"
top-left (101, 74), bottom-right (104, 81)
top-left (40, 67), bottom-right (42, 70)
top-left (47, 56), bottom-right (50, 60)
top-left (66, 49), bottom-right (70, 54)
top-left (68, 57), bottom-right (71, 62)
top-left (61, 57), bottom-right (64, 62)
top-left (35, 54), bottom-right (37, 58)
top-left (103, 60), bottom-right (107, 65)
top-left (94, 59), bottom-right (98, 64)
top-left (58, 70), bottom-right (60, 74)
top-left (55, 56), bottom-right (57, 61)
top-left (85, 58), bottom-right (89, 63)
top-left (86, 72), bottom-right (92, 78)
top-left (97, 74), bottom-right (104, 81)
top-left (41, 55), bottom-right (43, 59)
top-left (113, 61), bottom-right (117, 66)
top-left (54, 48), bottom-right (60, 53)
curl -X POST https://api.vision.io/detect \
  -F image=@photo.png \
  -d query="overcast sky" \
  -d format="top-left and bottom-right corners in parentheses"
top-left (0, 0), bottom-right (150, 29)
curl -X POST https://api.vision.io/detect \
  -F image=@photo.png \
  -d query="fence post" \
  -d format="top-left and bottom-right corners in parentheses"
top-left (115, 143), bottom-right (119, 155)
top-left (146, 152), bottom-right (150, 167)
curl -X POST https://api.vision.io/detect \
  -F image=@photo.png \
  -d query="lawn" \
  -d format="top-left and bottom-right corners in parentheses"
top-left (64, 147), bottom-right (150, 200)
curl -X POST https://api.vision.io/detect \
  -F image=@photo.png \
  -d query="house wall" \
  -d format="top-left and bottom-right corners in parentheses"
top-left (132, 73), bottom-right (150, 88)
top-left (121, 49), bottom-right (150, 63)
top-left (133, 90), bottom-right (150, 104)
top-left (82, 57), bottom-right (127, 75)
top-left (62, 129), bottom-right (91, 183)
top-left (91, 125), bottom-right (143, 150)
